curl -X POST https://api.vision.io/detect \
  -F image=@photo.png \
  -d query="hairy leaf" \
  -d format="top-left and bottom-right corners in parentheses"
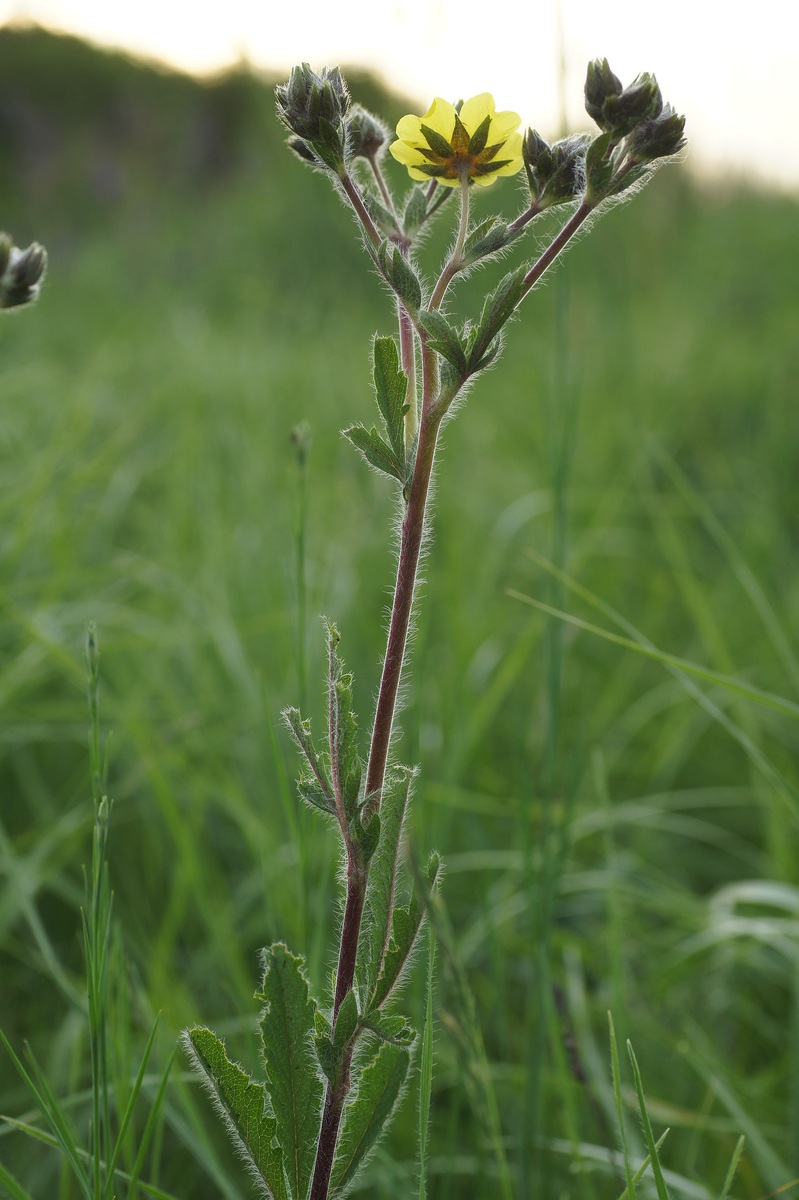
top-left (283, 707), bottom-right (335, 816)
top-left (377, 241), bottom-right (422, 313)
top-left (186, 1027), bottom-right (288, 1200)
top-left (343, 423), bottom-right (405, 485)
top-left (325, 621), bottom-right (362, 821)
top-left (372, 336), bottom-right (408, 464)
top-left (330, 1042), bottom-right (411, 1196)
top-left (417, 310), bottom-right (467, 374)
top-left (468, 266), bottom-right (526, 373)
top-left (256, 945), bottom-right (323, 1200)
top-left (372, 850), bottom-right (441, 1010)
top-left (354, 767), bottom-right (415, 1009)
top-left (361, 1010), bottom-right (415, 1046)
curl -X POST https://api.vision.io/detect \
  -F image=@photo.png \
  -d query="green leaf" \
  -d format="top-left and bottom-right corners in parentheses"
top-left (361, 189), bottom-right (399, 238)
top-left (354, 767), bottom-right (415, 1009)
top-left (372, 850), bottom-right (441, 1010)
top-left (372, 336), bottom-right (409, 464)
top-left (585, 131), bottom-right (615, 201)
top-left (330, 1042), bottom-right (411, 1196)
top-left (377, 241), bottom-right (423, 313)
top-left (186, 1026), bottom-right (288, 1200)
top-left (325, 621), bottom-right (363, 821)
top-left (468, 266), bottom-right (526, 373)
top-left (352, 807), bottom-right (381, 865)
top-left (463, 217), bottom-right (511, 264)
top-left (627, 1040), bottom-right (671, 1200)
top-left (403, 187), bottom-right (427, 236)
top-left (417, 311), bottom-right (467, 374)
top-left (283, 707), bottom-right (335, 816)
top-left (361, 1010), bottom-right (415, 1046)
top-left (343, 423), bottom-right (406, 485)
top-left (256, 944), bottom-right (324, 1200)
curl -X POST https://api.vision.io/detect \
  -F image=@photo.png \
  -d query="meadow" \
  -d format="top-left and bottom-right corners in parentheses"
top-left (1, 26), bottom-right (798, 1200)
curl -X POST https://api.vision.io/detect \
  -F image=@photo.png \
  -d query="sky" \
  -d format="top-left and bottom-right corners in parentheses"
top-left (2, 0), bottom-right (798, 190)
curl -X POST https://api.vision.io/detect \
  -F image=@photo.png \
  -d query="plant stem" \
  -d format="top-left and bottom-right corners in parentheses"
top-left (429, 176), bottom-right (470, 312)
top-left (520, 201), bottom-right (593, 298)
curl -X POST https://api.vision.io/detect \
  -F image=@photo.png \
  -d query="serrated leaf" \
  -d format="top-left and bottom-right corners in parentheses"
top-left (378, 241), bottom-right (423, 313)
top-left (361, 1011), bottom-right (416, 1046)
top-left (186, 1026), bottom-right (288, 1200)
top-left (256, 945), bottom-right (323, 1200)
top-left (417, 310), bottom-right (467, 374)
top-left (372, 336), bottom-right (408, 464)
top-left (283, 707), bottom-right (335, 816)
top-left (343, 423), bottom-right (405, 485)
top-left (354, 767), bottom-right (415, 1009)
top-left (372, 849), bottom-right (441, 1010)
top-left (330, 1042), bottom-right (410, 1196)
top-left (325, 621), bottom-right (362, 821)
top-left (468, 266), bottom-right (526, 373)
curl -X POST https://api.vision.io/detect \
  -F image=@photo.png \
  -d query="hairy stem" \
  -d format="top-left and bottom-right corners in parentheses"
top-left (520, 201), bottom-right (593, 298)
top-left (429, 176), bottom-right (470, 312)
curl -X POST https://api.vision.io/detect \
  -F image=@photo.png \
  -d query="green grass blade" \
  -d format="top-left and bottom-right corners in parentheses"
top-left (0, 1157), bottom-right (39, 1200)
top-left (626, 1040), bottom-right (671, 1200)
top-left (418, 923), bottom-right (436, 1200)
top-left (718, 1135), bottom-right (745, 1200)
top-left (125, 1045), bottom-right (176, 1200)
top-left (608, 1014), bottom-right (635, 1200)
top-left (104, 1014), bottom-right (162, 1198)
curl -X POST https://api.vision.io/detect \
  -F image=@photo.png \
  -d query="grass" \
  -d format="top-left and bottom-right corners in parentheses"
top-left (1, 25), bottom-right (799, 1200)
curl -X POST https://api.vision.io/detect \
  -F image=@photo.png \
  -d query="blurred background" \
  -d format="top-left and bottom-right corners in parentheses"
top-left (1, 4), bottom-right (798, 1199)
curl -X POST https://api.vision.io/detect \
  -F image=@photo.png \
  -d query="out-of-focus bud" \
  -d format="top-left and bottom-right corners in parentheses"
top-left (523, 130), bottom-right (588, 208)
top-left (0, 235), bottom-right (48, 310)
top-left (346, 105), bottom-right (390, 162)
top-left (275, 63), bottom-right (350, 174)
top-left (585, 58), bottom-right (623, 127)
top-left (626, 104), bottom-right (687, 163)
top-left (602, 72), bottom-right (662, 136)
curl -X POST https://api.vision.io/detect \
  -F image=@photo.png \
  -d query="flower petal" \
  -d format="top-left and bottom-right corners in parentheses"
top-left (489, 109), bottom-right (523, 142)
top-left (459, 93), bottom-right (495, 135)
top-left (421, 97), bottom-right (457, 141)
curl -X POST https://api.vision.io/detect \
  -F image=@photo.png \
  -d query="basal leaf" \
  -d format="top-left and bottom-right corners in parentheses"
top-left (256, 945), bottom-right (324, 1200)
top-left (372, 336), bottom-right (408, 463)
top-left (354, 767), bottom-right (415, 1009)
top-left (186, 1026), bottom-right (288, 1200)
top-left (330, 1042), bottom-right (410, 1196)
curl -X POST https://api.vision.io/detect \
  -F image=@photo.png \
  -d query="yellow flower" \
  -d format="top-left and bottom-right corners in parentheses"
top-left (389, 93), bottom-right (523, 188)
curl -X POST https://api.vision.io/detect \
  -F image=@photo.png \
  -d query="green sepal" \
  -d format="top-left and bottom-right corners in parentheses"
top-left (377, 241), bottom-right (423, 313)
top-left (325, 621), bottom-right (363, 820)
top-left (255, 944), bottom-right (324, 1200)
top-left (584, 132), bottom-right (615, 203)
top-left (330, 1042), bottom-right (411, 1196)
top-left (403, 187), bottom-right (428, 237)
top-left (283, 706), bottom-right (335, 816)
top-left (467, 114), bottom-right (491, 157)
top-left (343, 423), bottom-right (406, 485)
top-left (372, 849), bottom-right (441, 1010)
top-left (361, 1010), bottom-right (416, 1047)
top-left (185, 1026), bottom-right (288, 1200)
top-left (372, 336), bottom-right (409, 465)
top-left (419, 122), bottom-right (453, 158)
top-left (467, 266), bottom-right (526, 374)
top-left (354, 766), bottom-right (416, 1009)
top-left (417, 310), bottom-right (467, 374)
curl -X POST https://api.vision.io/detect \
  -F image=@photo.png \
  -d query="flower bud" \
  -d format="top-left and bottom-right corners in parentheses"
top-left (346, 105), bottom-right (390, 162)
top-left (602, 73), bottom-right (663, 137)
top-left (626, 104), bottom-right (687, 163)
top-left (0, 235), bottom-right (47, 310)
top-left (275, 63), bottom-right (350, 174)
top-left (585, 58), bottom-right (623, 127)
top-left (523, 129), bottom-right (587, 207)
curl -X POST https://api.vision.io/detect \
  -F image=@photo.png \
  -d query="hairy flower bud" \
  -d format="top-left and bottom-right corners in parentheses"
top-left (626, 104), bottom-right (687, 163)
top-left (0, 235), bottom-right (47, 310)
top-left (585, 58), bottom-right (623, 126)
top-left (523, 130), bottom-right (587, 207)
top-left (346, 105), bottom-right (390, 162)
top-left (275, 64), bottom-right (350, 174)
